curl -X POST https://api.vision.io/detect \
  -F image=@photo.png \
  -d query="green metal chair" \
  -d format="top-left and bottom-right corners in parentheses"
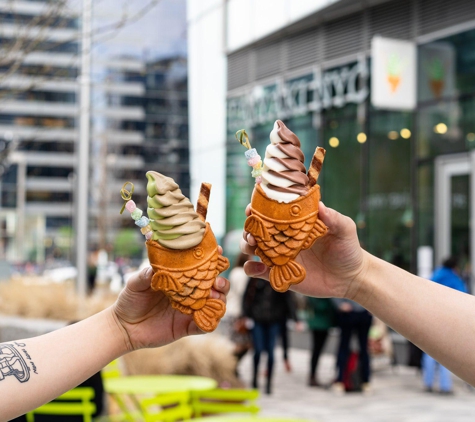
top-left (25, 386), bottom-right (96, 422)
top-left (190, 388), bottom-right (260, 418)
top-left (139, 391), bottom-right (192, 422)
top-left (102, 359), bottom-right (122, 379)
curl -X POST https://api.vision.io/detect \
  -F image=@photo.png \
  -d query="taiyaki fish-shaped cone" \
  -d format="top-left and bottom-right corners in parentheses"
top-left (145, 171), bottom-right (229, 332)
top-left (147, 225), bottom-right (229, 332)
top-left (244, 120), bottom-right (327, 293)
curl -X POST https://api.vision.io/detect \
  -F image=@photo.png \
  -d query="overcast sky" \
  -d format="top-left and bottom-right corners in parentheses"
top-left (91, 0), bottom-right (187, 61)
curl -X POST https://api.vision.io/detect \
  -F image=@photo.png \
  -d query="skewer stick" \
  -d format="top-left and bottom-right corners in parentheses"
top-left (307, 147), bottom-right (326, 187)
top-left (196, 182), bottom-right (212, 222)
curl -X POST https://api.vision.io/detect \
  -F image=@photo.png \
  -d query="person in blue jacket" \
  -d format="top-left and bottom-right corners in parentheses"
top-left (423, 256), bottom-right (467, 394)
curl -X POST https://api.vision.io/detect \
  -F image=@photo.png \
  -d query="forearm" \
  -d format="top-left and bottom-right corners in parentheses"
top-left (353, 251), bottom-right (475, 385)
top-left (1, 307), bottom-right (127, 421)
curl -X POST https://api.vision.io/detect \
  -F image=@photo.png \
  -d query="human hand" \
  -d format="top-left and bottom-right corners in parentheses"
top-left (111, 261), bottom-right (230, 352)
top-left (240, 202), bottom-right (368, 299)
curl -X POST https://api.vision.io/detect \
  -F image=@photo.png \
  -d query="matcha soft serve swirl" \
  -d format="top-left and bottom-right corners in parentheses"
top-left (146, 171), bottom-right (206, 249)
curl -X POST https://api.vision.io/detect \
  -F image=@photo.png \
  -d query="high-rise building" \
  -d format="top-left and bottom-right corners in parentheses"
top-left (0, 0), bottom-right (189, 265)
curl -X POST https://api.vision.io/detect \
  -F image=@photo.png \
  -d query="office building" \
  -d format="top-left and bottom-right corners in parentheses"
top-left (0, 0), bottom-right (189, 265)
top-left (188, 0), bottom-right (475, 287)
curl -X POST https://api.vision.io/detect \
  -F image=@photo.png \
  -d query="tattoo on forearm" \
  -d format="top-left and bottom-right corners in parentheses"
top-left (0, 342), bottom-right (37, 383)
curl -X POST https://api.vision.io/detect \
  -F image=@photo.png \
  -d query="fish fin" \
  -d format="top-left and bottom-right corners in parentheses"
top-left (255, 248), bottom-right (272, 267)
top-left (302, 218), bottom-right (328, 250)
top-left (171, 301), bottom-right (193, 315)
top-left (269, 261), bottom-right (306, 293)
top-left (151, 271), bottom-right (181, 293)
top-left (192, 299), bottom-right (225, 332)
top-left (244, 215), bottom-right (270, 242)
top-left (216, 254), bottom-right (230, 273)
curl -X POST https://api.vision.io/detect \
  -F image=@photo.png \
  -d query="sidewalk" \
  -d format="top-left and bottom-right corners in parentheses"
top-left (238, 347), bottom-right (475, 421)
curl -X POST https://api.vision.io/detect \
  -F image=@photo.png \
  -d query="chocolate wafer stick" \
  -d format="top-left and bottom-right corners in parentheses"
top-left (196, 182), bottom-right (212, 222)
top-left (307, 147), bottom-right (326, 187)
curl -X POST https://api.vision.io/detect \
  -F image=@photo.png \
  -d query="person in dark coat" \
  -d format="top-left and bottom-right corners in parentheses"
top-left (242, 277), bottom-right (297, 394)
top-left (332, 298), bottom-right (372, 393)
top-left (306, 297), bottom-right (336, 387)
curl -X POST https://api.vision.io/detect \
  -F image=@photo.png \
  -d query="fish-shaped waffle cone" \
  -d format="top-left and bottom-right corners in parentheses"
top-left (245, 183), bottom-right (327, 293)
top-left (147, 223), bottom-right (230, 332)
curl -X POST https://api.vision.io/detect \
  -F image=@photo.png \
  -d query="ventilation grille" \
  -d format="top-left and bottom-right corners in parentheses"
top-left (324, 13), bottom-right (364, 61)
top-left (255, 41), bottom-right (282, 80)
top-left (418, 0), bottom-right (475, 35)
top-left (369, 0), bottom-right (412, 40)
top-left (228, 50), bottom-right (251, 91)
top-left (227, 0), bottom-right (475, 90)
top-left (287, 30), bottom-right (321, 70)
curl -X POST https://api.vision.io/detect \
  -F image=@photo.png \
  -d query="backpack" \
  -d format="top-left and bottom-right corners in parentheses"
top-left (343, 351), bottom-right (362, 392)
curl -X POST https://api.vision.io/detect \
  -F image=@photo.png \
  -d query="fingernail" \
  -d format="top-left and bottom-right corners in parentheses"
top-left (210, 290), bottom-right (219, 299)
top-left (255, 262), bottom-right (266, 274)
top-left (217, 277), bottom-right (225, 289)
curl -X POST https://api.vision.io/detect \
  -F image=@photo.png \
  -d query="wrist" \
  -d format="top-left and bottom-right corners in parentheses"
top-left (344, 250), bottom-right (374, 305)
top-left (106, 306), bottom-right (133, 355)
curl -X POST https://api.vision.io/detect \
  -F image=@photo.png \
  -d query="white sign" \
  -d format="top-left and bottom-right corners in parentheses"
top-left (228, 60), bottom-right (369, 128)
top-left (371, 36), bottom-right (417, 111)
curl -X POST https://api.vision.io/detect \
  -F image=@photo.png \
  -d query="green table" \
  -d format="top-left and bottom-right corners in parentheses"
top-left (104, 375), bottom-right (217, 420)
top-left (191, 417), bottom-right (312, 422)
top-left (104, 374), bottom-right (217, 395)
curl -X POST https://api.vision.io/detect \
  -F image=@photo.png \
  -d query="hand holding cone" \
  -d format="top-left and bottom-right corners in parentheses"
top-left (240, 121), bottom-right (328, 292)
top-left (121, 172), bottom-right (229, 333)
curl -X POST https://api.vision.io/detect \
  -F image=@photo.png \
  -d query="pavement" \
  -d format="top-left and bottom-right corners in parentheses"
top-left (237, 347), bottom-right (475, 422)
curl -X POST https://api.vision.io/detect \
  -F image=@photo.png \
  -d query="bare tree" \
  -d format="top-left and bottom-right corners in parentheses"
top-left (0, 0), bottom-right (161, 169)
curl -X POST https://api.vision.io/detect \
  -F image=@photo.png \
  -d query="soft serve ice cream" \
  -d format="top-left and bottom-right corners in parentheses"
top-left (260, 120), bottom-right (309, 203)
top-left (146, 171), bottom-right (205, 249)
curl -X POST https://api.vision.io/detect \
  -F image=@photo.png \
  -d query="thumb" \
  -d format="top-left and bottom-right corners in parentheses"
top-left (244, 260), bottom-right (270, 281)
top-left (126, 267), bottom-right (154, 292)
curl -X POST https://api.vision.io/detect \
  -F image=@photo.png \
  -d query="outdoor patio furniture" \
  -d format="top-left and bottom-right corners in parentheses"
top-left (25, 386), bottom-right (96, 422)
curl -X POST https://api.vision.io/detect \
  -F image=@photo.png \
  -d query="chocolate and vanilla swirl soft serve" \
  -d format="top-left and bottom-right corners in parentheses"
top-left (261, 120), bottom-right (309, 203)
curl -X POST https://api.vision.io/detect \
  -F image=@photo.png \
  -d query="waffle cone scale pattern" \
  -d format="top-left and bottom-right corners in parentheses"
top-left (146, 223), bottom-right (230, 332)
top-left (245, 183), bottom-right (327, 292)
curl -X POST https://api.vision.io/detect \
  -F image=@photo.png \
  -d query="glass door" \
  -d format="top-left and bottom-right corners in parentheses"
top-left (434, 153), bottom-right (473, 291)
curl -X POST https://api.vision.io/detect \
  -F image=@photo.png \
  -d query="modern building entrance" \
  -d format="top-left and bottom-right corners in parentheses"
top-left (434, 153), bottom-right (473, 290)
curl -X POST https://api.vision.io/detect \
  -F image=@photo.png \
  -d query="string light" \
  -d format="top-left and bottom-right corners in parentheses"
top-left (400, 128), bottom-right (411, 139)
top-left (434, 123), bottom-right (448, 134)
top-left (329, 137), bottom-right (340, 148)
top-left (466, 133), bottom-right (475, 142)
top-left (388, 131), bottom-right (399, 140)
top-left (357, 133), bottom-right (367, 143)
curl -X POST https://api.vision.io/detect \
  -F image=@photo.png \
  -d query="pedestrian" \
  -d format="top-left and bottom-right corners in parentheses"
top-left (278, 290), bottom-right (302, 373)
top-left (242, 277), bottom-right (296, 394)
top-left (332, 299), bottom-right (372, 393)
top-left (305, 297), bottom-right (336, 387)
top-left (1, 267), bottom-right (230, 421)
top-left (422, 256), bottom-right (467, 394)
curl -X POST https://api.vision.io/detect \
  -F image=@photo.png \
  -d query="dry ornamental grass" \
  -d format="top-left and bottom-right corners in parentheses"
top-left (0, 277), bottom-right (117, 320)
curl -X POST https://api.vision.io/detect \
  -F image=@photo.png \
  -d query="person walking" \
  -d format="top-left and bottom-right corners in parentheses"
top-left (332, 299), bottom-right (372, 393)
top-left (422, 256), bottom-right (467, 394)
top-left (278, 291), bottom-right (301, 373)
top-left (306, 297), bottom-right (336, 387)
top-left (242, 277), bottom-right (295, 394)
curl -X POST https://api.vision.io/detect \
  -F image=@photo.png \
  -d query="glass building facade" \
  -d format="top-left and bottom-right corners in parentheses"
top-left (226, 2), bottom-right (475, 282)
top-left (0, 0), bottom-right (189, 265)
